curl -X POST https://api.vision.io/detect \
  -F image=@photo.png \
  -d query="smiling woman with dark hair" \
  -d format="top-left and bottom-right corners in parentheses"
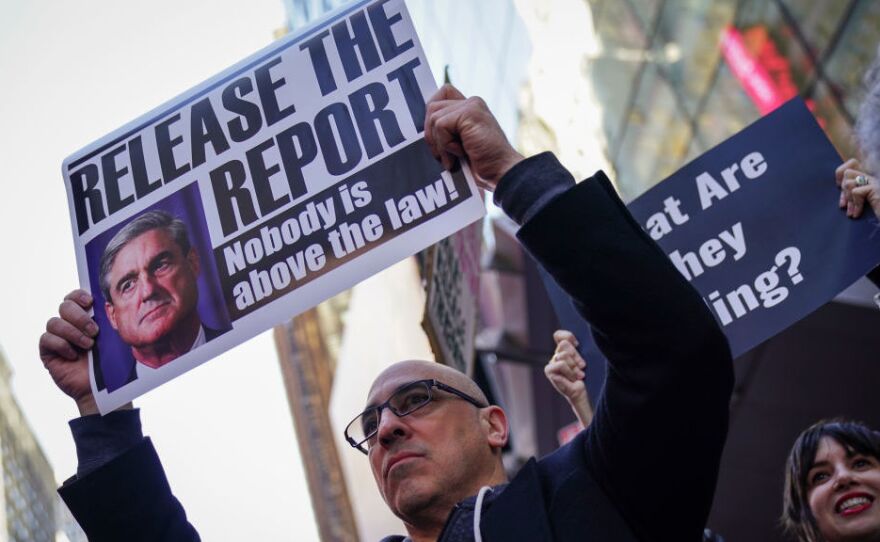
top-left (782, 419), bottom-right (880, 542)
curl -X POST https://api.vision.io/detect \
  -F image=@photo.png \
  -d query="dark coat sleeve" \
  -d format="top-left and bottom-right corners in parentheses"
top-left (59, 438), bottom-right (200, 542)
top-left (514, 166), bottom-right (734, 541)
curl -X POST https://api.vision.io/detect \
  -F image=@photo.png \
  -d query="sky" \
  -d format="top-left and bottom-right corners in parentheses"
top-left (0, 1), bottom-right (320, 539)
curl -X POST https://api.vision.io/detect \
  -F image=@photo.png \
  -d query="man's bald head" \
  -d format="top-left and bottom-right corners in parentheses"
top-left (363, 359), bottom-right (509, 534)
top-left (367, 360), bottom-right (488, 406)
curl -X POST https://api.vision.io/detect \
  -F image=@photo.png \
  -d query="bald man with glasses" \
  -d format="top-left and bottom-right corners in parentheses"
top-left (41, 85), bottom-right (733, 542)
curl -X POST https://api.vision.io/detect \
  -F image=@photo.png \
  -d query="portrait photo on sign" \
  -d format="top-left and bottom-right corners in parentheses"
top-left (84, 182), bottom-right (231, 392)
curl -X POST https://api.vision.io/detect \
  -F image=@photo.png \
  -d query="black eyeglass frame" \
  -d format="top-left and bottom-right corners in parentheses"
top-left (344, 378), bottom-right (488, 454)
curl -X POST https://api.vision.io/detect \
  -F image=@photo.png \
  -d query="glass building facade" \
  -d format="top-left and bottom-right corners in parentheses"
top-left (585, 0), bottom-right (880, 200)
top-left (0, 352), bottom-right (63, 542)
top-left (282, 0), bottom-right (531, 137)
top-left (282, 0), bottom-right (348, 31)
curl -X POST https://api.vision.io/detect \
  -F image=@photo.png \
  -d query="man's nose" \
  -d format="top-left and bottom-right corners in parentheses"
top-left (375, 408), bottom-right (409, 447)
top-left (138, 272), bottom-right (161, 299)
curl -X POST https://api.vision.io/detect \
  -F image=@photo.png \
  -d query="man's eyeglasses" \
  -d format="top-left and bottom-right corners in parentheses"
top-left (344, 379), bottom-right (487, 454)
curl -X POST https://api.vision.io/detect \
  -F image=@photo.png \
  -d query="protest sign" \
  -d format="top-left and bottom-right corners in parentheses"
top-left (62, 0), bottom-right (485, 413)
top-left (627, 98), bottom-right (880, 357)
top-left (543, 98), bottom-right (880, 384)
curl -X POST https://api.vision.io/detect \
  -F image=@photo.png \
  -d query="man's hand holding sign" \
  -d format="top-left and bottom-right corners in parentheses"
top-left (424, 85), bottom-right (524, 189)
top-left (40, 290), bottom-right (100, 416)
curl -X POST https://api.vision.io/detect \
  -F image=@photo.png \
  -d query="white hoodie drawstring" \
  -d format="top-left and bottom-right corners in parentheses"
top-left (473, 486), bottom-right (493, 542)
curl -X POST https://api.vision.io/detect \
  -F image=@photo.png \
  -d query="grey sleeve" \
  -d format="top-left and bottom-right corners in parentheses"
top-left (492, 152), bottom-right (575, 225)
top-left (69, 408), bottom-right (145, 478)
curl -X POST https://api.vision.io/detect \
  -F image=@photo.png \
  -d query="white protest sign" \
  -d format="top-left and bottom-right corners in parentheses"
top-left (62, 0), bottom-right (485, 413)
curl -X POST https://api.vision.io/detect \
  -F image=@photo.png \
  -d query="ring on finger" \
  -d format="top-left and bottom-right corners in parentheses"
top-left (856, 175), bottom-right (869, 187)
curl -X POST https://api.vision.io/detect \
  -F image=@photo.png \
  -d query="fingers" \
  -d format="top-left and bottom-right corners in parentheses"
top-left (850, 185), bottom-right (874, 218)
top-left (836, 158), bottom-right (860, 187)
top-left (425, 94), bottom-right (493, 163)
top-left (424, 84), bottom-right (467, 155)
top-left (46, 316), bottom-right (94, 351)
top-left (547, 333), bottom-right (587, 383)
top-left (840, 171), bottom-right (877, 218)
top-left (553, 329), bottom-right (579, 346)
top-left (425, 99), bottom-right (470, 171)
top-left (39, 291), bottom-right (98, 362)
top-left (556, 340), bottom-right (580, 360)
top-left (424, 90), bottom-right (521, 190)
top-left (545, 356), bottom-right (582, 383)
top-left (841, 170), bottom-right (861, 212)
top-left (553, 330), bottom-right (585, 368)
top-left (427, 83), bottom-right (466, 104)
top-left (64, 289), bottom-right (94, 309)
top-left (59, 298), bottom-right (99, 337)
top-left (39, 331), bottom-right (79, 361)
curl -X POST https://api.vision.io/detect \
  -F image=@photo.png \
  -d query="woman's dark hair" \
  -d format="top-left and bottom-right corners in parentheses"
top-left (782, 419), bottom-right (880, 542)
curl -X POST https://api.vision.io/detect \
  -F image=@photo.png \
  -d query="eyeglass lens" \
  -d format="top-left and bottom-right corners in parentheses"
top-left (353, 381), bottom-right (434, 444)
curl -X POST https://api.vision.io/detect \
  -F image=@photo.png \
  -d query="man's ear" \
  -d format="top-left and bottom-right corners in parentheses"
top-left (105, 301), bottom-right (119, 331)
top-left (186, 247), bottom-right (200, 277)
top-left (482, 405), bottom-right (509, 449)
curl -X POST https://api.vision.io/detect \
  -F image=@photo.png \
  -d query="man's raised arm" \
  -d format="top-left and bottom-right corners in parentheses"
top-left (39, 289), bottom-right (199, 542)
top-left (425, 85), bottom-right (734, 541)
